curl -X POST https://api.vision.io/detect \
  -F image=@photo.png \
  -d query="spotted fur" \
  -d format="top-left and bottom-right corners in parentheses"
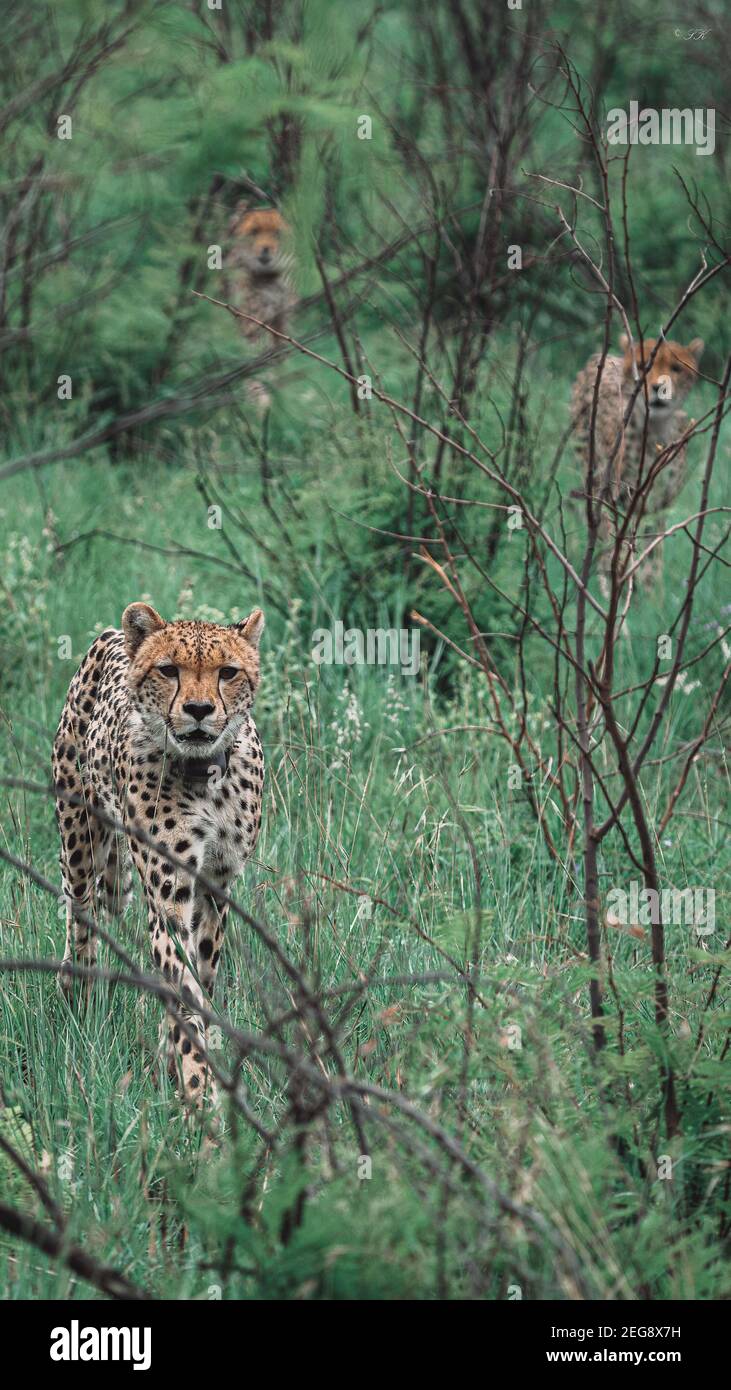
top-left (571, 334), bottom-right (703, 586)
top-left (226, 206), bottom-right (296, 411)
top-left (226, 206), bottom-right (295, 343)
top-left (52, 604), bottom-right (265, 1110)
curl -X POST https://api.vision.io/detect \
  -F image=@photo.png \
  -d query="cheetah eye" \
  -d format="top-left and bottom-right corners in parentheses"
top-left (670, 363), bottom-right (682, 373)
top-left (158, 664), bottom-right (179, 679)
top-left (219, 666), bottom-right (239, 681)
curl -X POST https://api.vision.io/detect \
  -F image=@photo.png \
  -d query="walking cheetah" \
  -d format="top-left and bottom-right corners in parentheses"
top-left (571, 333), bottom-right (703, 586)
top-left (52, 603), bottom-right (265, 1110)
top-left (227, 205), bottom-right (296, 409)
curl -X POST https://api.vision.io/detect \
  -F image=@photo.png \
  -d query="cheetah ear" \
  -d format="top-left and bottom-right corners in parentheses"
top-left (122, 602), bottom-right (165, 657)
top-left (689, 337), bottom-right (704, 360)
top-left (228, 199), bottom-right (250, 235)
top-left (619, 333), bottom-right (630, 352)
top-left (231, 607), bottom-right (264, 649)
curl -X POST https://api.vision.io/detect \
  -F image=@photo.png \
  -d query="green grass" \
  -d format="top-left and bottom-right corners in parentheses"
top-left (0, 335), bottom-right (729, 1300)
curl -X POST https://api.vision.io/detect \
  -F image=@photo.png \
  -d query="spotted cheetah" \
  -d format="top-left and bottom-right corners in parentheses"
top-left (52, 603), bottom-right (265, 1109)
top-left (226, 205), bottom-right (296, 410)
top-left (571, 333), bottom-right (703, 586)
top-left (227, 205), bottom-right (295, 342)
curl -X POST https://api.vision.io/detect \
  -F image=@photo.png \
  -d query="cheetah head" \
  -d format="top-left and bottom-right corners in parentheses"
top-left (121, 603), bottom-right (264, 761)
top-left (229, 206), bottom-right (290, 278)
top-left (620, 334), bottom-right (703, 416)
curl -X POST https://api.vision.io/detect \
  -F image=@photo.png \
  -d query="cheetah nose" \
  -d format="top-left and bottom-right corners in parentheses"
top-left (183, 700), bottom-right (215, 722)
top-left (259, 247), bottom-right (272, 263)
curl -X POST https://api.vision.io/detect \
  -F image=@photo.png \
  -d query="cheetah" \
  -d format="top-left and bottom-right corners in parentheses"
top-left (226, 205), bottom-right (296, 409)
top-left (52, 603), bottom-right (265, 1110)
top-left (571, 333), bottom-right (703, 587)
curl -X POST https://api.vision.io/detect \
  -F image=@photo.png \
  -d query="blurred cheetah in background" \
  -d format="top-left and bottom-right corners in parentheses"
top-left (227, 205), bottom-right (296, 410)
top-left (571, 333), bottom-right (703, 588)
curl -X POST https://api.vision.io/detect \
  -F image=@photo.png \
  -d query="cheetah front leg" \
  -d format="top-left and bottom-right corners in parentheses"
top-left (159, 884), bottom-right (232, 1111)
top-left (97, 833), bottom-right (133, 919)
top-left (162, 887), bottom-right (230, 1106)
top-left (127, 813), bottom-right (224, 1111)
top-left (171, 883), bottom-right (231, 1105)
top-left (145, 894), bottom-right (218, 1111)
top-left (637, 434), bottom-right (689, 591)
top-left (596, 503), bottom-right (635, 601)
top-left (192, 888), bottom-right (229, 999)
